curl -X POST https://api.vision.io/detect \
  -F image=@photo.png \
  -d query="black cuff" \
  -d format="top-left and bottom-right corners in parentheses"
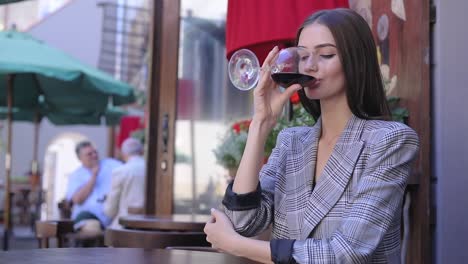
top-left (221, 182), bottom-right (261, 210)
top-left (270, 239), bottom-right (296, 264)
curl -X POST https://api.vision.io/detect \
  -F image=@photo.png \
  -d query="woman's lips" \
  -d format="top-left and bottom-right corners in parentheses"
top-left (304, 78), bottom-right (320, 89)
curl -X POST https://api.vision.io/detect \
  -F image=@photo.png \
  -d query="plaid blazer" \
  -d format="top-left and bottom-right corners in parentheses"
top-left (223, 115), bottom-right (419, 263)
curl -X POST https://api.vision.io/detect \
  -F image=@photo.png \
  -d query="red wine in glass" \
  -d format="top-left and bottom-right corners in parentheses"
top-left (271, 73), bottom-right (315, 87)
top-left (228, 47), bottom-right (315, 90)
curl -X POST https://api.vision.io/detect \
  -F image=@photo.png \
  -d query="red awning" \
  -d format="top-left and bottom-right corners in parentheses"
top-left (117, 115), bottom-right (143, 148)
top-left (226, 0), bottom-right (349, 63)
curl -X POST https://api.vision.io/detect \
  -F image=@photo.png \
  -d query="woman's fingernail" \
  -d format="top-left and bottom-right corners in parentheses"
top-left (210, 208), bottom-right (215, 213)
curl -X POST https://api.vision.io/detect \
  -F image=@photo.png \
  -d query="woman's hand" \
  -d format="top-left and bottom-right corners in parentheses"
top-left (204, 208), bottom-right (273, 263)
top-left (253, 46), bottom-right (302, 131)
top-left (204, 208), bottom-right (241, 254)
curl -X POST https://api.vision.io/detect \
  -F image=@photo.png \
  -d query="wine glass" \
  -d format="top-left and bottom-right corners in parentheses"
top-left (228, 47), bottom-right (316, 91)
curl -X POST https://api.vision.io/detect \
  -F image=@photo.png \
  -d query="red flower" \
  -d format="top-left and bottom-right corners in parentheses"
top-left (233, 123), bottom-right (241, 134)
top-left (290, 91), bottom-right (300, 104)
top-left (232, 119), bottom-right (251, 134)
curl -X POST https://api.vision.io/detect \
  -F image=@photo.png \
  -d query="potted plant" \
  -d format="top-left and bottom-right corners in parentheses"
top-left (213, 120), bottom-right (250, 181)
top-left (213, 95), bottom-right (315, 180)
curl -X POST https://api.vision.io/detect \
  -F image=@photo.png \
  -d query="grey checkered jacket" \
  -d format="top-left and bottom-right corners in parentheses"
top-left (223, 115), bottom-right (419, 263)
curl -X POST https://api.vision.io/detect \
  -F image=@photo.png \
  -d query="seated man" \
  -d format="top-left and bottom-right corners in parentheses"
top-left (66, 141), bottom-right (122, 238)
top-left (104, 138), bottom-right (146, 228)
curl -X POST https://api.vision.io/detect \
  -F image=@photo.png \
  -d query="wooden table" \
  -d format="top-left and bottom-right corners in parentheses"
top-left (119, 214), bottom-right (210, 231)
top-left (0, 248), bottom-right (260, 264)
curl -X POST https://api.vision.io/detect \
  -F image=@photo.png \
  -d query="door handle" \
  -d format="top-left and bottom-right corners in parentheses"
top-left (161, 113), bottom-right (169, 153)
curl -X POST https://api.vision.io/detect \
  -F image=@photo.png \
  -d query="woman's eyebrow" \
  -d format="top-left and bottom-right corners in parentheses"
top-left (315, 43), bottom-right (336, 49)
top-left (297, 43), bottom-right (337, 49)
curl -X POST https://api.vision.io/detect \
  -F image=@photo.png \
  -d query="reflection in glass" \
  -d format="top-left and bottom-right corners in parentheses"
top-left (174, 1), bottom-right (252, 214)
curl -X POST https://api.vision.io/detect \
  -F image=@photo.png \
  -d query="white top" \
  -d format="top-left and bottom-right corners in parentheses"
top-left (66, 158), bottom-right (122, 226)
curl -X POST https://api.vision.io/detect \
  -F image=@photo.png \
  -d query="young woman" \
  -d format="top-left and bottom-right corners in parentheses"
top-left (204, 8), bottom-right (419, 264)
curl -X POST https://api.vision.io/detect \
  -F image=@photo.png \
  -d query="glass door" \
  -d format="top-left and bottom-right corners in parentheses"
top-left (147, 0), bottom-right (253, 215)
top-left (173, 0), bottom-right (252, 214)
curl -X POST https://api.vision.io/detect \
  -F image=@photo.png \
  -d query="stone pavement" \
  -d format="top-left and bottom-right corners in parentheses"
top-left (0, 224), bottom-right (38, 251)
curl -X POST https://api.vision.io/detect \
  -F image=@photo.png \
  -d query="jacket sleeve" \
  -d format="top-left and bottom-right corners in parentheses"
top-left (292, 126), bottom-right (419, 263)
top-left (222, 130), bottom-right (289, 237)
top-left (104, 168), bottom-right (124, 219)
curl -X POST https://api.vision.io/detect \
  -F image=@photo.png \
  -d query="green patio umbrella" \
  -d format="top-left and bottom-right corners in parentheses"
top-left (0, 105), bottom-right (127, 125)
top-left (0, 30), bottom-right (135, 111)
top-left (0, 0), bottom-right (29, 5)
top-left (0, 30), bottom-right (135, 250)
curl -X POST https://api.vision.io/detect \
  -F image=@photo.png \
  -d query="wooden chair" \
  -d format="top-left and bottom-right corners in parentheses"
top-left (57, 199), bottom-right (73, 219)
top-left (35, 220), bottom-right (74, 248)
top-left (104, 227), bottom-right (210, 249)
top-left (36, 199), bottom-right (105, 248)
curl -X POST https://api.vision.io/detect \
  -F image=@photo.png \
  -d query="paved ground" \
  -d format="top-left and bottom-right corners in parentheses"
top-left (0, 224), bottom-right (38, 251)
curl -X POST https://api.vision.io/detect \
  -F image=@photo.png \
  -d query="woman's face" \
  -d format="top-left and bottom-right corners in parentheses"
top-left (297, 23), bottom-right (346, 101)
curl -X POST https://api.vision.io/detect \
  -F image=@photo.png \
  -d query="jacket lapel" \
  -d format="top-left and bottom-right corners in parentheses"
top-left (285, 118), bottom-right (321, 239)
top-left (299, 115), bottom-right (366, 240)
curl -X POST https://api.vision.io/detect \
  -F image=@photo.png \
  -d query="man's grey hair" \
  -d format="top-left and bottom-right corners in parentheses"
top-left (75, 141), bottom-right (93, 157)
top-left (121, 137), bottom-right (143, 156)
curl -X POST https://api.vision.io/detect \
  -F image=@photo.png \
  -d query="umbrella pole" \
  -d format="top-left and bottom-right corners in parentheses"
top-left (29, 112), bottom-right (41, 227)
top-left (32, 113), bottom-right (39, 166)
top-left (31, 111), bottom-right (40, 187)
top-left (3, 74), bottom-right (14, 251)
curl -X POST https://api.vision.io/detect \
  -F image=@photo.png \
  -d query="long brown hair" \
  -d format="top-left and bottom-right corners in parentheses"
top-left (296, 8), bottom-right (390, 121)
